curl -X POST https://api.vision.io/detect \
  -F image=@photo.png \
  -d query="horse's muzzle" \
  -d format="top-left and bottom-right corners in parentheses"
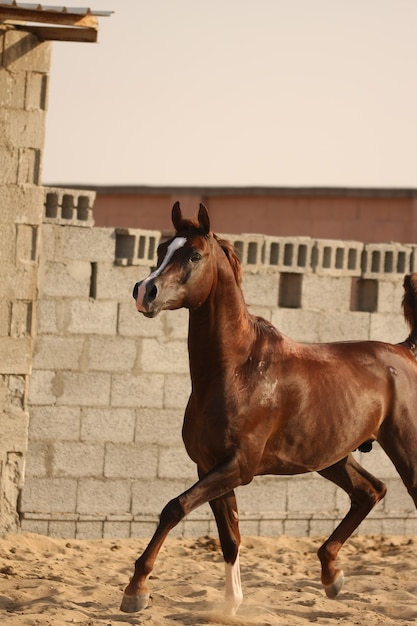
top-left (133, 279), bottom-right (158, 314)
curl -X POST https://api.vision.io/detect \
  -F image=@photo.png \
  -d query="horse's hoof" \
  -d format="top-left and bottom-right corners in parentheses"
top-left (323, 570), bottom-right (344, 598)
top-left (120, 592), bottom-right (150, 613)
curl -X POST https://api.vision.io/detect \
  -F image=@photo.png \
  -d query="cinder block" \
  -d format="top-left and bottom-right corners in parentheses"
top-left (0, 337), bottom-right (31, 374)
top-left (16, 224), bottom-right (38, 263)
top-left (0, 261), bottom-right (37, 299)
top-left (376, 279), bottom-right (405, 315)
top-left (140, 338), bottom-right (188, 374)
top-left (163, 374), bottom-right (191, 410)
top-left (284, 517), bottom-right (310, 537)
top-left (163, 308), bottom-right (189, 340)
top-left (131, 478), bottom-right (187, 515)
top-left (66, 300), bottom-right (118, 335)
top-left (61, 227), bottom-right (115, 262)
top-left (236, 477), bottom-right (288, 515)
top-left (53, 441), bottom-right (104, 477)
top-left (104, 442), bottom-right (158, 479)
top-left (81, 407), bottom-right (135, 442)
top-left (0, 146), bottom-right (19, 185)
top-left (88, 336), bottom-right (137, 372)
top-left (115, 228), bottom-right (160, 267)
top-left (41, 261), bottom-right (91, 298)
top-left (32, 336), bottom-right (85, 370)
top-left (242, 271), bottom-right (279, 307)
top-left (44, 188), bottom-right (95, 227)
top-left (358, 443), bottom-right (398, 480)
top-left (130, 520), bottom-right (158, 537)
top-left (6, 109), bottom-right (45, 149)
top-left (95, 263), bottom-right (144, 301)
top-left (157, 445), bottom-right (196, 480)
top-left (135, 408), bottom-right (183, 445)
top-left (118, 301), bottom-right (165, 337)
top-left (309, 517), bottom-right (337, 537)
top-left (20, 518), bottom-right (49, 534)
top-left (183, 519), bottom-right (211, 537)
top-left (0, 300), bottom-right (10, 336)
top-left (302, 275), bottom-right (352, 312)
top-left (0, 183), bottom-right (44, 224)
top-left (77, 478), bottom-right (131, 515)
top-left (383, 478), bottom-right (414, 512)
top-left (28, 406), bottom-right (81, 441)
top-left (103, 521), bottom-right (131, 539)
top-left (3, 29), bottom-right (51, 72)
top-left (287, 476), bottom-right (337, 513)
top-left (381, 517), bottom-right (406, 534)
top-left (55, 372), bottom-right (111, 407)
top-left (262, 236), bottom-right (314, 274)
top-left (0, 224), bottom-right (15, 262)
top-left (24, 441), bottom-right (51, 478)
top-left (317, 310), bottom-right (370, 342)
top-left (36, 299), bottom-right (59, 334)
top-left (259, 518), bottom-right (285, 536)
top-left (271, 308), bottom-right (321, 343)
top-left (11, 300), bottom-right (32, 338)
top-left (48, 521), bottom-right (76, 538)
top-left (312, 239), bottom-right (363, 277)
top-left (361, 243), bottom-right (412, 280)
top-left (25, 71), bottom-right (48, 112)
top-left (369, 312), bottom-right (408, 343)
top-left (111, 373), bottom-right (165, 409)
top-left (76, 521), bottom-right (104, 539)
top-left (20, 477), bottom-right (77, 513)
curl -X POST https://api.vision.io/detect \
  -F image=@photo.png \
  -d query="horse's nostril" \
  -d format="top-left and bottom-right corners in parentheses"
top-left (133, 282), bottom-right (139, 300)
top-left (148, 284), bottom-right (157, 303)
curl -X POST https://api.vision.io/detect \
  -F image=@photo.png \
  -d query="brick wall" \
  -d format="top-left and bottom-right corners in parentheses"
top-left (19, 194), bottom-right (417, 539)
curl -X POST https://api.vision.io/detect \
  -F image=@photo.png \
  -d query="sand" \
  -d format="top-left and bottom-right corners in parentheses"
top-left (0, 532), bottom-right (416, 625)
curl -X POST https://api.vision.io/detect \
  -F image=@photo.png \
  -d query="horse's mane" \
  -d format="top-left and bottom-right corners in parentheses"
top-left (214, 234), bottom-right (243, 287)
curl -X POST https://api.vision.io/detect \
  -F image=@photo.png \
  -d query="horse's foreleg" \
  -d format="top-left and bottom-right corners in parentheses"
top-left (209, 490), bottom-right (243, 616)
top-left (317, 454), bottom-right (386, 598)
top-left (120, 456), bottom-right (245, 613)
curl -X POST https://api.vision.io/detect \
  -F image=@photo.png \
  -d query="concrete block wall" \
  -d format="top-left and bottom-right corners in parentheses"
top-left (18, 196), bottom-right (417, 540)
top-left (0, 26), bottom-right (50, 532)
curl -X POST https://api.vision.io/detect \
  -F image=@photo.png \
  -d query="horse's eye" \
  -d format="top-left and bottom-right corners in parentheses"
top-left (190, 252), bottom-right (202, 263)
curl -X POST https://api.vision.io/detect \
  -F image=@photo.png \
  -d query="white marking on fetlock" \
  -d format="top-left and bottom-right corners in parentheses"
top-left (136, 236), bottom-right (187, 311)
top-left (224, 551), bottom-right (243, 616)
top-left (324, 570), bottom-right (345, 599)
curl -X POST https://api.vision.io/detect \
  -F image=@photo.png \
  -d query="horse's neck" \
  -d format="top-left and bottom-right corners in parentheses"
top-left (188, 269), bottom-right (253, 378)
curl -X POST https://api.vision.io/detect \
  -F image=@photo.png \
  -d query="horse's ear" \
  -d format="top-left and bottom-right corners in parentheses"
top-left (198, 203), bottom-right (210, 235)
top-left (172, 201), bottom-right (182, 232)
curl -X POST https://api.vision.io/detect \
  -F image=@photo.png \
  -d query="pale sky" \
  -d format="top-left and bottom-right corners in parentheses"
top-left (42, 0), bottom-right (417, 188)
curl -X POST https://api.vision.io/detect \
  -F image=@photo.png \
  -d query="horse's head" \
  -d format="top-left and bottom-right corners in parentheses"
top-left (133, 202), bottom-right (217, 317)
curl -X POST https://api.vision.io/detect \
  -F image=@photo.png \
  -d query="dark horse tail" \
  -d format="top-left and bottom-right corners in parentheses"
top-left (402, 273), bottom-right (417, 349)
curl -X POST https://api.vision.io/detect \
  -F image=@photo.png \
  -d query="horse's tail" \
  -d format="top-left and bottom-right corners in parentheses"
top-left (402, 273), bottom-right (417, 346)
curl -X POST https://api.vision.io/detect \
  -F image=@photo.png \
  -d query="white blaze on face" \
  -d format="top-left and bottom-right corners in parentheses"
top-left (136, 236), bottom-right (187, 312)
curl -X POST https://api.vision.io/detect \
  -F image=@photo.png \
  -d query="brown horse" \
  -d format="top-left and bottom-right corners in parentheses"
top-left (121, 202), bottom-right (417, 615)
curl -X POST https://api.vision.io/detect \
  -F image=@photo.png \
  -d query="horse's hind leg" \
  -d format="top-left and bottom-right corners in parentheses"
top-left (317, 454), bottom-right (386, 598)
top-left (378, 419), bottom-right (417, 508)
top-left (209, 490), bottom-right (243, 616)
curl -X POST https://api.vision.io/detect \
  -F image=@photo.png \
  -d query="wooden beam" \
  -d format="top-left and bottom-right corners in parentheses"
top-left (21, 24), bottom-right (98, 42)
top-left (0, 8), bottom-right (99, 28)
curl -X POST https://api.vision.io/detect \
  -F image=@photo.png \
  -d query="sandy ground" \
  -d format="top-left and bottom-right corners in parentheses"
top-left (0, 532), bottom-right (417, 625)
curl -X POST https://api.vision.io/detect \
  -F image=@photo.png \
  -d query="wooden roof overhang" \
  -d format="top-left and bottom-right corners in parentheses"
top-left (0, 1), bottom-right (112, 42)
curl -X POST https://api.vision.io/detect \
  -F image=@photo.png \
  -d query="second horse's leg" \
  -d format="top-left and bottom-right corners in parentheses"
top-left (209, 490), bottom-right (243, 615)
top-left (317, 454), bottom-right (386, 598)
